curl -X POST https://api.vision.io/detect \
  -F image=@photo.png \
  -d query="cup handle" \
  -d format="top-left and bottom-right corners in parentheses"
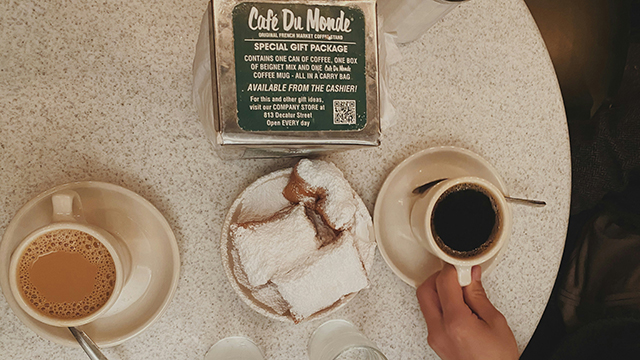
top-left (51, 190), bottom-right (85, 223)
top-left (455, 265), bottom-right (473, 287)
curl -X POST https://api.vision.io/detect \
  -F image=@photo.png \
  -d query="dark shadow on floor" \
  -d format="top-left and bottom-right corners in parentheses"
top-left (520, 0), bottom-right (640, 358)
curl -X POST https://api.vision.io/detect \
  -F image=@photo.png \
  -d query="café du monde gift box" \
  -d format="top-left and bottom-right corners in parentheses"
top-left (205, 0), bottom-right (380, 158)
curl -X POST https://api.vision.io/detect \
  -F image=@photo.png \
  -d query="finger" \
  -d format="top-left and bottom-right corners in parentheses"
top-left (436, 263), bottom-right (472, 320)
top-left (416, 272), bottom-right (444, 333)
top-left (462, 266), bottom-right (503, 324)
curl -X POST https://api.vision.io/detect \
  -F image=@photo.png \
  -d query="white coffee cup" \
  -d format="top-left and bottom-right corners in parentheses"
top-left (8, 190), bottom-right (131, 327)
top-left (410, 176), bottom-right (512, 286)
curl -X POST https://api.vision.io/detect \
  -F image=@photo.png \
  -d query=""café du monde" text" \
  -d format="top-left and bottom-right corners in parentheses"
top-left (248, 6), bottom-right (352, 33)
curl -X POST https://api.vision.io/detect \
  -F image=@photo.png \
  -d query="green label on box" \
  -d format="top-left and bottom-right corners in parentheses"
top-left (232, 2), bottom-right (367, 131)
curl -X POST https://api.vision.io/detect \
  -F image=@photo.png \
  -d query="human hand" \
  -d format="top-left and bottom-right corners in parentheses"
top-left (416, 264), bottom-right (518, 360)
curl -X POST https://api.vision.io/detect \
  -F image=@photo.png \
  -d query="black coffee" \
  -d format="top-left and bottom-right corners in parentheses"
top-left (431, 184), bottom-right (499, 258)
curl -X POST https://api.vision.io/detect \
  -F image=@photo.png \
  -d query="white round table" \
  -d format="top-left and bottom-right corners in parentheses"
top-left (0, 0), bottom-right (569, 358)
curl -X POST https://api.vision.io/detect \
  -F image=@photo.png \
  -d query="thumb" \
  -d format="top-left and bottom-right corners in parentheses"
top-left (462, 266), bottom-right (502, 324)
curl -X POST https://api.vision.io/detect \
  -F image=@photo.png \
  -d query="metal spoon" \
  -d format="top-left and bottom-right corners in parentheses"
top-left (68, 327), bottom-right (109, 360)
top-left (412, 178), bottom-right (546, 207)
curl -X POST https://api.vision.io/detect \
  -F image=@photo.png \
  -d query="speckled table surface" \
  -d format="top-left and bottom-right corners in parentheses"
top-left (0, 0), bottom-right (569, 359)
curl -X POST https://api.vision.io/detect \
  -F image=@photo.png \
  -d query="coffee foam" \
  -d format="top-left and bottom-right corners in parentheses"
top-left (431, 183), bottom-right (502, 259)
top-left (17, 229), bottom-right (116, 319)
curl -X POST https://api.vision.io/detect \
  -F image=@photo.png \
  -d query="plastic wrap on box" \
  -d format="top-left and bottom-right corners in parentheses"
top-left (193, 0), bottom-right (382, 159)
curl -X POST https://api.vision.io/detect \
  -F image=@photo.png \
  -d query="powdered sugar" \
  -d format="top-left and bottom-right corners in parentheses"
top-left (230, 204), bottom-right (319, 288)
top-left (237, 174), bottom-right (291, 223)
top-left (290, 159), bottom-right (358, 230)
top-left (252, 282), bottom-right (289, 315)
top-left (350, 195), bottom-right (376, 275)
top-left (271, 232), bottom-right (368, 323)
top-left (224, 160), bottom-right (376, 323)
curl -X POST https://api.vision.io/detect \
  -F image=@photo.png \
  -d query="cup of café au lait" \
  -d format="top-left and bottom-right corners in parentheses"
top-left (9, 190), bottom-right (131, 327)
top-left (410, 176), bottom-right (512, 286)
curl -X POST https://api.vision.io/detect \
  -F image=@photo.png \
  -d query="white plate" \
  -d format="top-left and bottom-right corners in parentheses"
top-left (221, 168), bottom-right (375, 323)
top-left (0, 181), bottom-right (180, 347)
top-left (373, 146), bottom-right (511, 287)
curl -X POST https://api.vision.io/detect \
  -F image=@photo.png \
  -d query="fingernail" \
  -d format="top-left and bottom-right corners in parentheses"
top-left (472, 265), bottom-right (482, 282)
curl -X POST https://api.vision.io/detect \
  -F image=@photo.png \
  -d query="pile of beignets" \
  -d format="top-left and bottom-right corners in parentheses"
top-left (229, 159), bottom-right (375, 323)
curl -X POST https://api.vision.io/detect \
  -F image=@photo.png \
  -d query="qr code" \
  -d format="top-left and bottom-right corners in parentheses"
top-left (333, 99), bottom-right (356, 125)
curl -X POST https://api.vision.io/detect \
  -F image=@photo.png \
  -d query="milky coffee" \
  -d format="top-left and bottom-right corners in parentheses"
top-left (17, 229), bottom-right (116, 320)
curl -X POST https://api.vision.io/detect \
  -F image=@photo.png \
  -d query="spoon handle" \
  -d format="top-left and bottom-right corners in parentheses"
top-left (505, 196), bottom-right (546, 207)
top-left (68, 327), bottom-right (109, 360)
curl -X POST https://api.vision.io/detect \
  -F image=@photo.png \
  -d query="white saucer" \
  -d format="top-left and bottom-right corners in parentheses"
top-left (221, 168), bottom-right (375, 323)
top-left (373, 146), bottom-right (512, 287)
top-left (0, 181), bottom-right (180, 347)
